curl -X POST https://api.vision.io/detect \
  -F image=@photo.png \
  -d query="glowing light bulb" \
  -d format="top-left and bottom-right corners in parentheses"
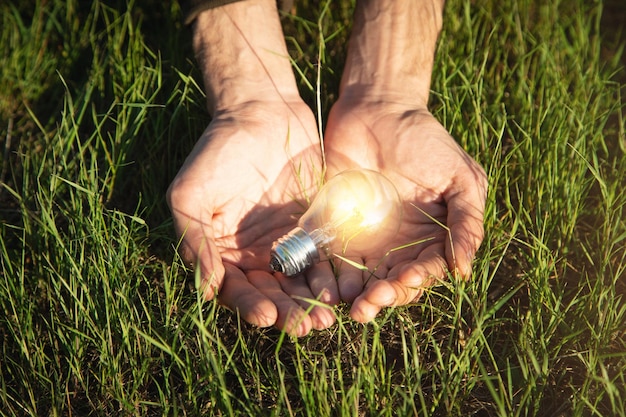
top-left (269, 169), bottom-right (402, 277)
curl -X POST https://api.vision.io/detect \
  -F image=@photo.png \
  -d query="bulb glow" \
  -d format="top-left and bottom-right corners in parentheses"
top-left (269, 169), bottom-right (402, 277)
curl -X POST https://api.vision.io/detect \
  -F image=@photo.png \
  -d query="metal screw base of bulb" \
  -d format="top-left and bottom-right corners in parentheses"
top-left (269, 227), bottom-right (320, 277)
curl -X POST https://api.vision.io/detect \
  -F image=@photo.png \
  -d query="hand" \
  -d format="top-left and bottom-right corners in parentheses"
top-left (324, 97), bottom-right (488, 322)
top-left (167, 100), bottom-right (339, 336)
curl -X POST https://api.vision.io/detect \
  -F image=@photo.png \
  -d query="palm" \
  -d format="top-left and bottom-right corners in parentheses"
top-left (324, 99), bottom-right (487, 321)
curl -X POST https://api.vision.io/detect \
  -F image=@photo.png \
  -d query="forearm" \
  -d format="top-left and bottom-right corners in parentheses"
top-left (192, 0), bottom-right (299, 114)
top-left (340, 0), bottom-right (445, 106)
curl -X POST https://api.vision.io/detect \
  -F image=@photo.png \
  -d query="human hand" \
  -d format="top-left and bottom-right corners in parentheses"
top-left (167, 100), bottom-right (339, 336)
top-left (324, 97), bottom-right (487, 322)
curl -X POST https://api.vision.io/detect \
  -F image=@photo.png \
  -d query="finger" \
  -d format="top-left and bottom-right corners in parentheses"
top-left (348, 280), bottom-right (391, 323)
top-left (445, 171), bottom-right (487, 279)
top-left (350, 246), bottom-right (446, 323)
top-left (247, 271), bottom-right (314, 337)
top-left (276, 273), bottom-right (336, 331)
top-left (219, 263), bottom-right (278, 328)
top-left (305, 261), bottom-right (340, 306)
top-left (335, 256), bottom-right (366, 303)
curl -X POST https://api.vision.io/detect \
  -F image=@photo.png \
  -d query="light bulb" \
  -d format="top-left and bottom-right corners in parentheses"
top-left (269, 169), bottom-right (402, 277)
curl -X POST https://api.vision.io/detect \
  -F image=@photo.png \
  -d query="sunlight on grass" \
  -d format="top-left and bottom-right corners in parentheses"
top-left (1, 0), bottom-right (625, 415)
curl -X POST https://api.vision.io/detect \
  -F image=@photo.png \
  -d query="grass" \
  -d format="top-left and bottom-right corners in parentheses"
top-left (1, 0), bottom-right (625, 415)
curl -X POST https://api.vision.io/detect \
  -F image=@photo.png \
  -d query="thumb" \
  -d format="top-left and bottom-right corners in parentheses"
top-left (444, 171), bottom-right (487, 279)
top-left (176, 218), bottom-right (225, 300)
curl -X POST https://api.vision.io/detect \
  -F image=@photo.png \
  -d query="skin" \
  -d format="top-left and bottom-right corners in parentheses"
top-left (167, 0), bottom-right (488, 335)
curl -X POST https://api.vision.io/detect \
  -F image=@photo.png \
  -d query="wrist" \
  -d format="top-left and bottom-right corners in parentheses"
top-left (340, 0), bottom-right (444, 107)
top-left (192, 0), bottom-right (300, 114)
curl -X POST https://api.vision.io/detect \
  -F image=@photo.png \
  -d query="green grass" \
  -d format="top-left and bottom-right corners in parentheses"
top-left (1, 0), bottom-right (625, 415)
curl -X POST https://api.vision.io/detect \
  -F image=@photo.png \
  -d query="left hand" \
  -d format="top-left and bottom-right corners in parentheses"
top-left (324, 96), bottom-right (488, 322)
top-left (167, 99), bottom-right (338, 336)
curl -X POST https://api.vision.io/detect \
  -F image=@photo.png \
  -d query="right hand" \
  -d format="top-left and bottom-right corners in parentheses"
top-left (167, 100), bottom-right (340, 336)
top-left (324, 96), bottom-right (487, 322)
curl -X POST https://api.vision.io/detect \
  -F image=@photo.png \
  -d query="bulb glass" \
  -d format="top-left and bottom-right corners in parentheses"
top-left (270, 169), bottom-right (402, 276)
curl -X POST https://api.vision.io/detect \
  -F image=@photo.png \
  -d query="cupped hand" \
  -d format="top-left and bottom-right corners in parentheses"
top-left (324, 97), bottom-right (488, 322)
top-left (167, 100), bottom-right (339, 336)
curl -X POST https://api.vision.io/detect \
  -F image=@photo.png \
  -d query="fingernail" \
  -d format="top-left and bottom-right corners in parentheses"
top-left (319, 288), bottom-right (333, 304)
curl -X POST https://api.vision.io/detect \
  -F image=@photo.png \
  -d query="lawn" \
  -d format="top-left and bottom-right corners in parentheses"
top-left (1, 0), bottom-right (625, 415)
